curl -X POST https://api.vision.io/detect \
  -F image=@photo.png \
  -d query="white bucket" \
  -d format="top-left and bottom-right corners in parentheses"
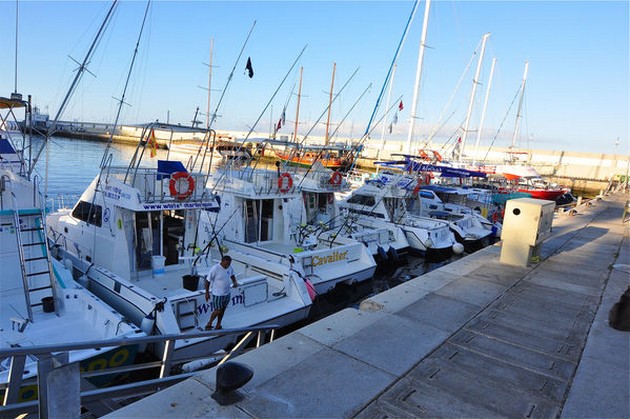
top-left (151, 255), bottom-right (166, 276)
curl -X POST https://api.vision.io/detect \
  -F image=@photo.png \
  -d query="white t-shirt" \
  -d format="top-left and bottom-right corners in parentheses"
top-left (205, 263), bottom-right (235, 296)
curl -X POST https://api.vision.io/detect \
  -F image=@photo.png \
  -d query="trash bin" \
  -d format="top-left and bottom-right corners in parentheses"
top-left (183, 274), bottom-right (200, 291)
top-left (151, 255), bottom-right (166, 276)
top-left (42, 296), bottom-right (55, 313)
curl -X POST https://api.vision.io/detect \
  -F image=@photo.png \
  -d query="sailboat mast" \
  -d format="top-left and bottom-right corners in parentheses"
top-left (459, 32), bottom-right (490, 161)
top-left (377, 63), bottom-right (397, 165)
top-left (406, 0), bottom-right (431, 154)
top-left (473, 57), bottom-right (496, 165)
top-left (14, 0), bottom-right (18, 93)
top-left (325, 62), bottom-right (336, 145)
top-left (206, 38), bottom-right (214, 129)
top-left (30, 0), bottom-right (119, 177)
top-left (293, 66), bottom-right (303, 142)
top-left (511, 61), bottom-right (529, 148)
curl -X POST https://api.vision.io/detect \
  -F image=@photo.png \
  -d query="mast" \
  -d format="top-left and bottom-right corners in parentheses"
top-left (206, 38), bottom-right (214, 129)
top-left (511, 61), bottom-right (529, 148)
top-left (406, 0), bottom-right (431, 154)
top-left (13, 0), bottom-right (18, 93)
top-left (324, 62), bottom-right (336, 146)
top-left (459, 32), bottom-right (490, 161)
top-left (30, 0), bottom-right (119, 177)
top-left (377, 63), bottom-right (397, 165)
top-left (473, 57), bottom-right (496, 165)
top-left (293, 66), bottom-right (303, 142)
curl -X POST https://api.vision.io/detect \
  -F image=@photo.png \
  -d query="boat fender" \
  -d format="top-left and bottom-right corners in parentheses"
top-left (77, 275), bottom-right (90, 288)
top-left (452, 242), bottom-right (465, 255)
top-left (377, 246), bottom-right (389, 262)
top-left (140, 313), bottom-right (156, 335)
top-left (304, 278), bottom-right (317, 302)
top-left (63, 258), bottom-right (73, 271)
top-left (169, 171), bottom-right (195, 200)
top-left (329, 171), bottom-right (342, 186)
top-left (387, 247), bottom-right (400, 265)
top-left (278, 172), bottom-right (293, 193)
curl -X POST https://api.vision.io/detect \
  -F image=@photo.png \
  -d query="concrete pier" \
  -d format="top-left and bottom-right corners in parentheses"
top-left (108, 193), bottom-right (629, 418)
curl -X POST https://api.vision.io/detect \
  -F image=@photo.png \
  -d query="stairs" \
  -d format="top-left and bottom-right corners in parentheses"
top-left (8, 195), bottom-right (58, 322)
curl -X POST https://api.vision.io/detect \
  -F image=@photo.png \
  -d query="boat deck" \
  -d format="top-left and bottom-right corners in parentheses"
top-left (108, 192), bottom-right (629, 418)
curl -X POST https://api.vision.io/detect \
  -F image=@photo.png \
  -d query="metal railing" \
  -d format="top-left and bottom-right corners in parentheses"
top-left (0, 324), bottom-right (278, 418)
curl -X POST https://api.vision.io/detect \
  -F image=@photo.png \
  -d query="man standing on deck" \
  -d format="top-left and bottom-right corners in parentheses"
top-left (204, 255), bottom-right (238, 330)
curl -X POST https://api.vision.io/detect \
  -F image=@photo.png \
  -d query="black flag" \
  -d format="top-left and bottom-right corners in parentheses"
top-left (245, 57), bottom-right (254, 78)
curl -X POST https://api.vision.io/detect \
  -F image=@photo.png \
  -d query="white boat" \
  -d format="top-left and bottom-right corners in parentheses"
top-left (337, 173), bottom-right (461, 261)
top-left (292, 162), bottom-right (409, 264)
top-left (413, 188), bottom-right (495, 252)
top-left (0, 94), bottom-right (143, 402)
top-left (46, 126), bottom-right (312, 363)
top-left (198, 166), bottom-right (377, 295)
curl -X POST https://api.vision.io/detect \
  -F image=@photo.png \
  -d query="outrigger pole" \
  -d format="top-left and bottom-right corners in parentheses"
top-left (100, 0), bottom-right (152, 169)
top-left (31, 0), bottom-right (119, 178)
top-left (362, 0), bottom-right (419, 139)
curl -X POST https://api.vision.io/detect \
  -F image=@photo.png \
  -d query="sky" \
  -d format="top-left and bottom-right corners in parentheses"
top-left (0, 0), bottom-right (628, 156)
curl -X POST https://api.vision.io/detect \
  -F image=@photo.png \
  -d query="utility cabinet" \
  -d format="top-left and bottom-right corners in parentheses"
top-left (500, 198), bottom-right (555, 267)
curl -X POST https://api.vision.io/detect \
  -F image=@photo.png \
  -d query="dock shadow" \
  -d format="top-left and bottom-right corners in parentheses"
top-left (540, 225), bottom-right (610, 259)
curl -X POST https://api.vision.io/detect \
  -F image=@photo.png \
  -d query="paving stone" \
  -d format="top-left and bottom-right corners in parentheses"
top-left (332, 314), bottom-right (450, 376)
top-left (449, 329), bottom-right (576, 381)
top-left (237, 348), bottom-right (395, 418)
top-left (396, 293), bottom-right (483, 334)
top-left (426, 343), bottom-right (567, 402)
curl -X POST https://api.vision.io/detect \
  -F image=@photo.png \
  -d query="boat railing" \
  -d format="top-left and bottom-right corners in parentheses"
top-left (214, 169), bottom-right (298, 196)
top-left (105, 165), bottom-right (213, 203)
top-left (0, 324), bottom-right (278, 418)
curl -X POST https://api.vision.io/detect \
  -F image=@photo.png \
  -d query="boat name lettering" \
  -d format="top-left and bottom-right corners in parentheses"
top-left (103, 185), bottom-right (132, 201)
top-left (312, 251), bottom-right (348, 266)
top-left (197, 291), bottom-right (245, 314)
top-left (141, 202), bottom-right (214, 210)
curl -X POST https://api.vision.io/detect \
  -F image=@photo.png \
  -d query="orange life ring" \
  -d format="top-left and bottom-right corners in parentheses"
top-left (278, 172), bottom-right (293, 193)
top-left (329, 171), bottom-right (342, 186)
top-left (169, 171), bottom-right (195, 200)
top-left (413, 181), bottom-right (422, 195)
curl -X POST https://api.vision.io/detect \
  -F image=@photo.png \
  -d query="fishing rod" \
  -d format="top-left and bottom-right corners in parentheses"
top-left (297, 82), bottom-right (372, 188)
top-left (282, 67), bottom-right (359, 170)
top-left (100, 0), bottom-right (152, 169)
top-left (345, 94), bottom-right (403, 174)
top-left (218, 44), bottom-right (307, 185)
top-left (362, 0), bottom-right (419, 138)
top-left (207, 20), bottom-right (256, 130)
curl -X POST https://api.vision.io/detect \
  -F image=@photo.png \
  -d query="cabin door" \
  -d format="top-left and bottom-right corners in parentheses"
top-left (135, 211), bottom-right (162, 270)
top-left (244, 199), bottom-right (276, 243)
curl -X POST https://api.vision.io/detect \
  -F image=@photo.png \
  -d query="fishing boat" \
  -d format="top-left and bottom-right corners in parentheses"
top-left (198, 164), bottom-right (377, 296)
top-left (0, 94), bottom-right (143, 402)
top-left (413, 187), bottom-right (497, 252)
top-left (292, 162), bottom-right (409, 264)
top-left (337, 173), bottom-right (461, 262)
top-left (46, 126), bottom-right (313, 363)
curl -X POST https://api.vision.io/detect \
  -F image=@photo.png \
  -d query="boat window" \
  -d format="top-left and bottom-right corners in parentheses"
top-left (71, 200), bottom-right (103, 227)
top-left (346, 194), bottom-right (375, 206)
top-left (419, 191), bottom-right (434, 200)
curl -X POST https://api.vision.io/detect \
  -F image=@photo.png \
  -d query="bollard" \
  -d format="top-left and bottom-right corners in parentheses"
top-left (211, 361), bottom-right (254, 406)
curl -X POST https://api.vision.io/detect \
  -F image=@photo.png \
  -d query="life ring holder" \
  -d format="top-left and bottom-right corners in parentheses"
top-left (329, 171), bottom-right (343, 186)
top-left (169, 171), bottom-right (195, 200)
top-left (278, 172), bottom-right (293, 193)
